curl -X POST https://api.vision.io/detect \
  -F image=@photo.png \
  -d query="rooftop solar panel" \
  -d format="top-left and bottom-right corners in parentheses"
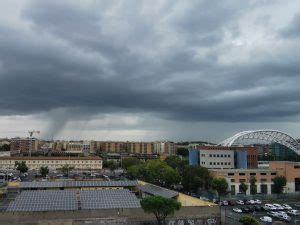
top-left (138, 183), bottom-right (178, 198)
top-left (19, 180), bottom-right (138, 189)
top-left (80, 189), bottom-right (141, 210)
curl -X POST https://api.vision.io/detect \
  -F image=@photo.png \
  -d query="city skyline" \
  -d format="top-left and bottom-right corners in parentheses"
top-left (1, 1), bottom-right (300, 142)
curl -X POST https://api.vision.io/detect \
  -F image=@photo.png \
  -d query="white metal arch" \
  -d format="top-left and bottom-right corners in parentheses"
top-left (219, 130), bottom-right (300, 155)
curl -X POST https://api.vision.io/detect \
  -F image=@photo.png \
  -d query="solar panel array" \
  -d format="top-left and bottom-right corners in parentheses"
top-left (20, 180), bottom-right (138, 189)
top-left (6, 190), bottom-right (77, 212)
top-left (80, 189), bottom-right (141, 210)
top-left (138, 183), bottom-right (178, 198)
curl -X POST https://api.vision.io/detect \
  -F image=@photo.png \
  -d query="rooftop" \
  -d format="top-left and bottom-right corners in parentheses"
top-left (0, 156), bottom-right (102, 160)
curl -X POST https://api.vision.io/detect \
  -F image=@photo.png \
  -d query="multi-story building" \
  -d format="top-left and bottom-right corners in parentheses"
top-left (66, 142), bottom-right (83, 154)
top-left (188, 145), bottom-right (258, 169)
top-left (269, 161), bottom-right (300, 193)
top-left (0, 156), bottom-right (102, 170)
top-left (99, 142), bottom-right (125, 153)
top-left (10, 138), bottom-right (38, 155)
top-left (210, 168), bottom-right (277, 195)
top-left (126, 142), bottom-right (155, 155)
top-left (153, 141), bottom-right (175, 155)
top-left (210, 161), bottom-right (300, 195)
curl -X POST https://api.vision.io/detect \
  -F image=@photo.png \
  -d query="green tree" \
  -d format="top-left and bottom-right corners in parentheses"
top-left (141, 196), bottom-right (181, 225)
top-left (121, 157), bottom-right (141, 170)
top-left (59, 164), bottom-right (74, 177)
top-left (103, 160), bottom-right (119, 170)
top-left (15, 161), bottom-right (29, 173)
top-left (272, 176), bottom-right (287, 194)
top-left (211, 178), bottom-right (228, 196)
top-left (239, 181), bottom-right (248, 194)
top-left (145, 160), bottom-right (181, 188)
top-left (250, 176), bottom-right (257, 195)
top-left (181, 165), bottom-right (212, 193)
top-left (0, 144), bottom-right (10, 151)
top-left (164, 155), bottom-right (188, 175)
top-left (39, 166), bottom-right (49, 177)
top-left (239, 215), bottom-right (259, 225)
top-left (176, 148), bottom-right (189, 157)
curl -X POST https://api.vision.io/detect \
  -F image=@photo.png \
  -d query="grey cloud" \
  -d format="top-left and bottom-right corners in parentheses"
top-left (281, 13), bottom-right (300, 39)
top-left (0, 0), bottom-right (300, 130)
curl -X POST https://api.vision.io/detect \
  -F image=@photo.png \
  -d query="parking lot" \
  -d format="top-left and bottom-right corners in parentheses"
top-left (222, 200), bottom-right (300, 224)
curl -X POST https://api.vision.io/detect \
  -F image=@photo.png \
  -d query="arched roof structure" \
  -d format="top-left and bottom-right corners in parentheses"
top-left (219, 130), bottom-right (300, 155)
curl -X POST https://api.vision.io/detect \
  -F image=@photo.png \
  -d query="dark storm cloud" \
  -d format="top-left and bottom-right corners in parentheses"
top-left (281, 13), bottom-right (300, 39)
top-left (0, 0), bottom-right (300, 124)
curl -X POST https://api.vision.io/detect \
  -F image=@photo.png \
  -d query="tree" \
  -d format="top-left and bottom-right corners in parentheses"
top-left (15, 161), bottom-right (29, 173)
top-left (59, 164), bottom-right (74, 177)
top-left (0, 144), bottom-right (10, 151)
top-left (250, 176), bottom-right (257, 195)
top-left (239, 181), bottom-right (248, 194)
top-left (141, 196), bottom-right (181, 225)
top-left (181, 165), bottom-right (212, 193)
top-left (272, 176), bottom-right (287, 194)
top-left (164, 155), bottom-right (188, 175)
top-left (103, 160), bottom-right (119, 170)
top-left (211, 178), bottom-right (228, 196)
top-left (127, 160), bottom-right (180, 188)
top-left (176, 148), bottom-right (189, 157)
top-left (121, 157), bottom-right (141, 170)
top-left (239, 215), bottom-right (259, 225)
top-left (39, 166), bottom-right (49, 177)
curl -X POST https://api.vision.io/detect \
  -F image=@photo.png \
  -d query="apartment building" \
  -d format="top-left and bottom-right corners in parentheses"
top-left (126, 142), bottom-right (155, 154)
top-left (66, 142), bottom-right (83, 154)
top-left (0, 157), bottom-right (102, 170)
top-left (153, 141), bottom-right (175, 155)
top-left (10, 138), bottom-right (38, 155)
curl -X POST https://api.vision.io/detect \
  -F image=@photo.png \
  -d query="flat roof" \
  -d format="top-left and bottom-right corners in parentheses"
top-left (7, 189), bottom-right (141, 212)
top-left (138, 182), bottom-right (178, 198)
top-left (19, 180), bottom-right (138, 189)
top-left (209, 168), bottom-right (275, 172)
top-left (0, 156), bottom-right (102, 160)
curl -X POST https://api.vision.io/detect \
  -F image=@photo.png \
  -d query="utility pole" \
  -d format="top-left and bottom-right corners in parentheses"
top-left (28, 130), bottom-right (40, 157)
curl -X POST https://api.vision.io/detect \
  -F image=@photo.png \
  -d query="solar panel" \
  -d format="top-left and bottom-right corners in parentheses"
top-left (138, 183), bottom-right (178, 198)
top-left (6, 190), bottom-right (78, 212)
top-left (19, 180), bottom-right (138, 189)
top-left (80, 189), bottom-right (141, 210)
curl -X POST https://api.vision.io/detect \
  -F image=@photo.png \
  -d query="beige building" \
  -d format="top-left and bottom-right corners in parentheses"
top-left (211, 161), bottom-right (300, 195)
top-left (10, 138), bottom-right (38, 155)
top-left (199, 148), bottom-right (235, 169)
top-left (153, 141), bottom-right (175, 155)
top-left (0, 157), bottom-right (102, 170)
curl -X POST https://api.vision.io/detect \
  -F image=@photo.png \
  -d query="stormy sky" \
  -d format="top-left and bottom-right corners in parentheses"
top-left (0, 0), bottom-right (300, 142)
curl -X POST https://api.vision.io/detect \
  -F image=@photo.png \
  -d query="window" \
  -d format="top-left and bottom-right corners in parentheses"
top-left (228, 173), bottom-right (234, 176)
top-left (231, 179), bottom-right (235, 182)
top-left (221, 162), bottom-right (223, 165)
top-left (260, 173), bottom-right (267, 175)
top-left (217, 162), bottom-right (219, 165)
top-left (224, 162), bottom-right (227, 165)
top-left (239, 179), bottom-right (246, 182)
top-left (213, 162), bottom-right (216, 165)
top-left (209, 154), bottom-right (212, 157)
top-left (228, 154), bottom-right (231, 157)
top-left (217, 154), bottom-right (219, 157)
top-left (213, 154), bottom-right (216, 157)
top-left (228, 162), bottom-right (231, 165)
top-left (250, 173), bottom-right (256, 176)
top-left (210, 162), bottom-right (212, 165)
top-left (221, 154), bottom-right (223, 157)
top-left (271, 172), bottom-right (276, 175)
top-left (239, 173), bottom-right (245, 176)
top-left (261, 179), bottom-right (267, 182)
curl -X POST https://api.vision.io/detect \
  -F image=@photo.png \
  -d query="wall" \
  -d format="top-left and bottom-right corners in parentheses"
top-left (0, 206), bottom-right (220, 225)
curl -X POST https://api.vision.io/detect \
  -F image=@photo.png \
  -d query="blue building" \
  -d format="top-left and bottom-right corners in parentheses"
top-left (189, 149), bottom-right (199, 166)
top-left (235, 150), bottom-right (247, 169)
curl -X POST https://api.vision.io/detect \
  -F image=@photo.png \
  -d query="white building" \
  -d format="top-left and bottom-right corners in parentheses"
top-left (0, 157), bottom-right (102, 170)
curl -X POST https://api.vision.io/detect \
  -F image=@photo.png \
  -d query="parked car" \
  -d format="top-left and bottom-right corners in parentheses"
top-left (277, 211), bottom-right (288, 217)
top-left (287, 210), bottom-right (300, 216)
top-left (241, 207), bottom-right (250, 213)
top-left (294, 203), bottom-right (300, 208)
top-left (260, 216), bottom-right (272, 223)
top-left (253, 199), bottom-right (262, 204)
top-left (232, 208), bottom-right (242, 213)
top-left (264, 204), bottom-right (277, 211)
top-left (236, 200), bottom-right (244, 205)
top-left (273, 203), bottom-right (284, 210)
top-left (248, 200), bottom-right (255, 205)
top-left (282, 204), bottom-right (292, 210)
top-left (267, 211), bottom-right (279, 217)
top-left (223, 200), bottom-right (229, 206)
top-left (228, 200), bottom-right (235, 206)
top-left (277, 214), bottom-right (291, 222)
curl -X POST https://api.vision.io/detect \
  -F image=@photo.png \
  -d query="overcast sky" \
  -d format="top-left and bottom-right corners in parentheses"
top-left (0, 0), bottom-right (300, 142)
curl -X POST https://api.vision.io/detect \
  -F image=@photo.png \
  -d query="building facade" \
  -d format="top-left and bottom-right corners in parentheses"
top-left (0, 157), bottom-right (102, 170)
top-left (10, 138), bottom-right (38, 155)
